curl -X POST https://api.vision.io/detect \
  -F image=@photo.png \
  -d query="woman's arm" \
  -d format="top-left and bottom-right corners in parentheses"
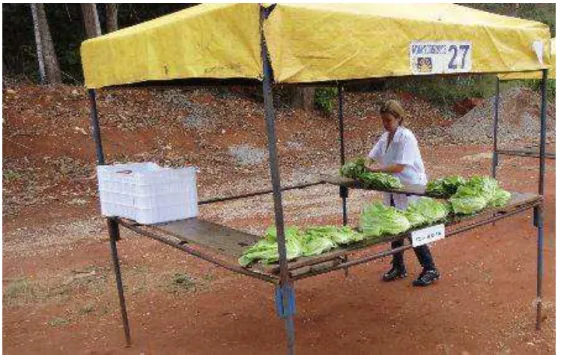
top-left (367, 164), bottom-right (406, 174)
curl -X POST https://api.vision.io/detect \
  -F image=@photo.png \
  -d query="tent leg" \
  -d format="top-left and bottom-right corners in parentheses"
top-left (491, 77), bottom-right (500, 179)
top-left (337, 84), bottom-right (348, 226)
top-left (108, 218), bottom-right (132, 346)
top-left (538, 69), bottom-right (548, 195)
top-left (260, 5), bottom-right (295, 354)
top-left (88, 89), bottom-right (106, 165)
top-left (88, 89), bottom-right (130, 344)
top-left (285, 314), bottom-right (296, 355)
top-left (535, 203), bottom-right (544, 330)
top-left (535, 70), bottom-right (548, 330)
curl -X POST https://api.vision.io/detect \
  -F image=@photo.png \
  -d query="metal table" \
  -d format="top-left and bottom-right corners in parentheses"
top-left (118, 191), bottom-right (542, 283)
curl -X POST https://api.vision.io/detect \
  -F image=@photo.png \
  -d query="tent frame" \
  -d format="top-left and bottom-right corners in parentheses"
top-left (86, 5), bottom-right (549, 354)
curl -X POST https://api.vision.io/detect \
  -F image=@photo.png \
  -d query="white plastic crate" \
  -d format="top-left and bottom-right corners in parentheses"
top-left (97, 162), bottom-right (198, 224)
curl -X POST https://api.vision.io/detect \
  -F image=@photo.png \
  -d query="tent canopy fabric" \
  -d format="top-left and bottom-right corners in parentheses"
top-left (498, 37), bottom-right (556, 81)
top-left (81, 3), bottom-right (552, 89)
top-left (81, 4), bottom-right (262, 89)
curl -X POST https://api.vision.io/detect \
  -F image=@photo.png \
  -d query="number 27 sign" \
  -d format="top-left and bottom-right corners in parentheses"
top-left (410, 41), bottom-right (472, 75)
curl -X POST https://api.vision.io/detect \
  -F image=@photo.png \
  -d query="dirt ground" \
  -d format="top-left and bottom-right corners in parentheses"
top-left (2, 85), bottom-right (556, 354)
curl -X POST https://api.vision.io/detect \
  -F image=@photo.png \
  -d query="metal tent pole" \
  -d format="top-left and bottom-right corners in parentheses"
top-left (535, 69), bottom-right (548, 330)
top-left (260, 6), bottom-right (296, 355)
top-left (535, 203), bottom-right (544, 330)
top-left (88, 89), bottom-right (132, 347)
top-left (337, 84), bottom-right (349, 226)
top-left (538, 69), bottom-right (548, 196)
top-left (491, 77), bottom-right (500, 178)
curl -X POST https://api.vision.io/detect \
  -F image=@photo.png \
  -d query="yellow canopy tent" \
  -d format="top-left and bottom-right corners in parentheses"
top-left (81, 3), bottom-right (551, 88)
top-left (81, 5), bottom-right (553, 352)
top-left (498, 37), bottom-right (556, 80)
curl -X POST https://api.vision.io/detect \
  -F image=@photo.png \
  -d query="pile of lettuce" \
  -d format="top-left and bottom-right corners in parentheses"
top-left (359, 202), bottom-right (411, 238)
top-left (239, 225), bottom-right (364, 266)
top-left (426, 175), bottom-right (467, 198)
top-left (240, 176), bottom-right (512, 266)
top-left (340, 157), bottom-right (367, 179)
top-left (448, 176), bottom-right (511, 215)
top-left (358, 171), bottom-right (403, 190)
top-left (404, 197), bottom-right (450, 228)
top-left (340, 157), bottom-right (403, 190)
top-left (238, 226), bottom-right (303, 267)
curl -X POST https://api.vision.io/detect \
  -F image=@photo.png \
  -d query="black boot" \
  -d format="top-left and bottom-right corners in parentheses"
top-left (382, 259), bottom-right (407, 282)
top-left (412, 268), bottom-right (440, 287)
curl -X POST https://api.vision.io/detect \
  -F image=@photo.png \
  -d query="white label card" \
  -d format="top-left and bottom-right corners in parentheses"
top-left (411, 224), bottom-right (445, 247)
top-left (410, 41), bottom-right (472, 75)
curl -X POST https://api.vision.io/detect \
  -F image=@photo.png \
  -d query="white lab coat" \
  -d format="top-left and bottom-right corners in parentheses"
top-left (368, 126), bottom-right (427, 210)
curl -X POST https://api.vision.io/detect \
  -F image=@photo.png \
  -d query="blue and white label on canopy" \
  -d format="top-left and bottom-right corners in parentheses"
top-left (411, 224), bottom-right (445, 247)
top-left (410, 41), bottom-right (472, 75)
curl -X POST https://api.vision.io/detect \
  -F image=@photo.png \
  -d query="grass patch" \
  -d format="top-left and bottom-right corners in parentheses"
top-left (166, 272), bottom-right (197, 293)
top-left (3, 278), bottom-right (37, 306)
top-left (78, 303), bottom-right (95, 315)
top-left (3, 169), bottom-right (21, 181)
top-left (47, 317), bottom-right (70, 327)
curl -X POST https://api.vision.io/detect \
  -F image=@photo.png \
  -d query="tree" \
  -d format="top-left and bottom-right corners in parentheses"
top-left (31, 3), bottom-right (62, 84)
top-left (30, 4), bottom-right (46, 84)
top-left (289, 87), bottom-right (315, 112)
top-left (81, 3), bottom-right (101, 38)
top-left (106, 4), bottom-right (118, 33)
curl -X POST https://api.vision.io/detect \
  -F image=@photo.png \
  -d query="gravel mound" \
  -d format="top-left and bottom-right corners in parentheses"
top-left (228, 144), bottom-right (268, 166)
top-left (447, 87), bottom-right (555, 144)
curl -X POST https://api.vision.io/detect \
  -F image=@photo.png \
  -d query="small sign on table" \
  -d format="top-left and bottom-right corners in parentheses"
top-left (411, 224), bottom-right (445, 247)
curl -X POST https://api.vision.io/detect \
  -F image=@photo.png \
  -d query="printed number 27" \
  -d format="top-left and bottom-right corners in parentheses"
top-left (448, 44), bottom-right (470, 70)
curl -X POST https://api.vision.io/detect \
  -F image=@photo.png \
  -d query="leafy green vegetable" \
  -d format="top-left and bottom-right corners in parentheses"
top-left (359, 202), bottom-right (411, 238)
top-left (448, 176), bottom-right (501, 215)
top-left (239, 226), bottom-right (304, 266)
top-left (303, 225), bottom-right (364, 246)
top-left (340, 157), bottom-right (403, 190)
top-left (404, 197), bottom-right (449, 227)
top-left (340, 157), bottom-right (367, 179)
top-left (358, 171), bottom-right (403, 190)
top-left (301, 231), bottom-right (336, 257)
top-left (426, 175), bottom-right (467, 197)
top-left (488, 189), bottom-right (511, 207)
top-left (239, 225), bottom-right (366, 266)
top-left (330, 226), bottom-right (364, 245)
top-left (449, 194), bottom-right (488, 215)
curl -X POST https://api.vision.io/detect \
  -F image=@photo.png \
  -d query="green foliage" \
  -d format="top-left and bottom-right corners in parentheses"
top-left (524, 79), bottom-right (556, 102)
top-left (2, 4), bottom-right (192, 83)
top-left (384, 75), bottom-right (497, 108)
top-left (314, 87), bottom-right (338, 114)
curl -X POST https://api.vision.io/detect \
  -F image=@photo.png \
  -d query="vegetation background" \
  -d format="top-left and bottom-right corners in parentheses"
top-left (2, 3), bottom-right (556, 111)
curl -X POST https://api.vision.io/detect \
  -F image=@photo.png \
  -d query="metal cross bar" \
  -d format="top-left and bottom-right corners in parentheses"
top-left (198, 181), bottom-right (325, 205)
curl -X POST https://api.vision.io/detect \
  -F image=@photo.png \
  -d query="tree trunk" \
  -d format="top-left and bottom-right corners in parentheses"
top-left (290, 87), bottom-right (315, 112)
top-left (106, 4), bottom-right (118, 33)
top-left (30, 4), bottom-right (46, 84)
top-left (81, 4), bottom-right (102, 38)
top-left (36, 3), bottom-right (62, 84)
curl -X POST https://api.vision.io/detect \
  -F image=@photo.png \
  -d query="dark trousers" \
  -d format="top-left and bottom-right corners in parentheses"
top-left (390, 194), bottom-right (436, 270)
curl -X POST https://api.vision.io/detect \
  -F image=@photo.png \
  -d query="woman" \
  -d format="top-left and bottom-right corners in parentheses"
top-left (366, 100), bottom-right (440, 287)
